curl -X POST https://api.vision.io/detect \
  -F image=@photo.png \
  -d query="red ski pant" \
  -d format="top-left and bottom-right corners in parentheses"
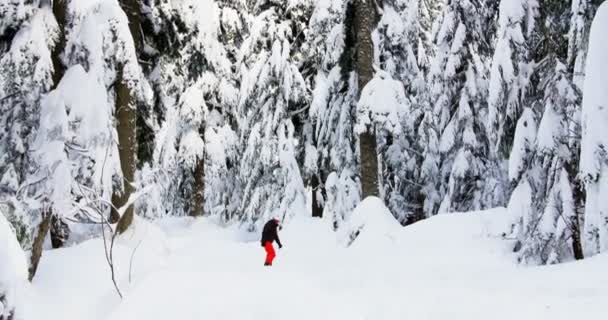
top-left (264, 241), bottom-right (276, 265)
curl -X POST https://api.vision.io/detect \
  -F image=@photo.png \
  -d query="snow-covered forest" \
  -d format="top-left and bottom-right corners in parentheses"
top-left (1, 0), bottom-right (608, 319)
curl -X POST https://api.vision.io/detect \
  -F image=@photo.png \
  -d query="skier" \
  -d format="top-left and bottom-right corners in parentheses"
top-left (261, 218), bottom-right (283, 266)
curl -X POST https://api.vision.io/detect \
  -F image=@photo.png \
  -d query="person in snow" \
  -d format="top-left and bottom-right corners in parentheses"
top-left (261, 218), bottom-right (283, 266)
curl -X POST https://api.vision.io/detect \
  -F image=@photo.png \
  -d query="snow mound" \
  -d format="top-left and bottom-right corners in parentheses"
top-left (339, 197), bottom-right (401, 247)
top-left (0, 212), bottom-right (27, 320)
top-left (116, 217), bottom-right (171, 281)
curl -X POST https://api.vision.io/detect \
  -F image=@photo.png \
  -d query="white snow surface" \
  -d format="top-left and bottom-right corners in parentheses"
top-left (0, 211), bottom-right (27, 320)
top-left (27, 202), bottom-right (608, 320)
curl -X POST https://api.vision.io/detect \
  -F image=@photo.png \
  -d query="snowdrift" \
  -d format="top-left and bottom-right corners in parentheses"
top-left (338, 196), bottom-right (402, 248)
top-left (0, 212), bottom-right (27, 320)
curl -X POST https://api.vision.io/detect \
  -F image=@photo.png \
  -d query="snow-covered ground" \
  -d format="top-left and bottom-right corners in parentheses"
top-left (27, 203), bottom-right (608, 320)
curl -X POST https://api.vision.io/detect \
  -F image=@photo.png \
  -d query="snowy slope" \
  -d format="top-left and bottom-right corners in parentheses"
top-left (27, 205), bottom-right (608, 320)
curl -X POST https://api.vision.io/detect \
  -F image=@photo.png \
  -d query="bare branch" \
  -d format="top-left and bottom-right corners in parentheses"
top-left (0, 92), bottom-right (18, 103)
top-left (129, 239), bottom-right (143, 284)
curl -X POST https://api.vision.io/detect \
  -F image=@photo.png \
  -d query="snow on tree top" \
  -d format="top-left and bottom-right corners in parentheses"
top-left (356, 74), bottom-right (409, 134)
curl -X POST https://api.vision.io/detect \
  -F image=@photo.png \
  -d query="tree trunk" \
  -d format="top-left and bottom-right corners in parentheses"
top-left (29, 211), bottom-right (52, 281)
top-left (113, 68), bottom-right (137, 235)
top-left (50, 215), bottom-right (70, 249)
top-left (191, 155), bottom-right (205, 217)
top-left (119, 0), bottom-right (143, 55)
top-left (571, 216), bottom-right (584, 260)
top-left (112, 0), bottom-right (142, 233)
top-left (565, 152), bottom-right (585, 260)
top-left (354, 0), bottom-right (379, 198)
top-left (359, 131), bottom-right (379, 197)
top-left (311, 174), bottom-right (324, 218)
top-left (50, 0), bottom-right (67, 90)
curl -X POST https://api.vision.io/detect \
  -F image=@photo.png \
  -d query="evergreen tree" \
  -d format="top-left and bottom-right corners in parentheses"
top-left (306, 0), bottom-right (361, 228)
top-left (508, 0), bottom-right (598, 264)
top-left (144, 0), bottom-right (236, 220)
top-left (488, 0), bottom-right (538, 159)
top-left (428, 0), bottom-right (500, 214)
top-left (0, 2), bottom-right (56, 249)
top-left (372, 0), bottom-right (432, 223)
top-left (235, 0), bottom-right (312, 229)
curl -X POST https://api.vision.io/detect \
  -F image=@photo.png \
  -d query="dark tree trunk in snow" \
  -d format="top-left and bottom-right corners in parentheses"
top-left (113, 68), bottom-right (138, 234)
top-left (192, 154), bottom-right (205, 217)
top-left (565, 157), bottom-right (585, 260)
top-left (29, 210), bottom-right (52, 281)
top-left (50, 215), bottom-right (70, 249)
top-left (311, 174), bottom-right (323, 218)
top-left (50, 0), bottom-right (67, 90)
top-left (112, 0), bottom-right (142, 233)
top-left (359, 132), bottom-right (379, 197)
top-left (354, 0), bottom-right (379, 198)
top-left (119, 0), bottom-right (143, 55)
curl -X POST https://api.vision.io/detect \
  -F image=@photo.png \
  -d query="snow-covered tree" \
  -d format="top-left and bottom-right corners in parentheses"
top-left (417, 102), bottom-right (442, 218)
top-left (144, 0), bottom-right (236, 219)
top-left (568, 0), bottom-right (599, 89)
top-left (356, 73), bottom-right (411, 222)
top-left (371, 0), bottom-right (434, 222)
top-left (428, 0), bottom-right (500, 214)
top-left (513, 64), bottom-right (583, 264)
top-left (373, 0), bottom-right (434, 101)
top-left (302, 0), bottom-right (346, 218)
top-left (234, 1), bottom-right (312, 229)
top-left (305, 0), bottom-right (364, 226)
top-left (509, 0), bottom-right (596, 264)
top-left (0, 2), bottom-right (57, 248)
top-left (488, 0), bottom-right (538, 159)
top-left (580, 1), bottom-right (608, 257)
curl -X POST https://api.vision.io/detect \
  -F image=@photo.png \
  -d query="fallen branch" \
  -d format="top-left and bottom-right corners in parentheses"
top-left (129, 239), bottom-right (143, 284)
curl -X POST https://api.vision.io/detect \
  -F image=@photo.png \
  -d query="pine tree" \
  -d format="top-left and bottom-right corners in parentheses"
top-left (372, 0), bottom-right (432, 223)
top-left (306, 0), bottom-right (361, 227)
top-left (235, 0), bottom-right (311, 229)
top-left (144, 0), bottom-right (236, 220)
top-left (428, 0), bottom-right (499, 214)
top-left (488, 0), bottom-right (538, 159)
top-left (508, 0), bottom-right (595, 264)
top-left (0, 2), bottom-right (60, 279)
top-left (0, 1), bottom-right (56, 250)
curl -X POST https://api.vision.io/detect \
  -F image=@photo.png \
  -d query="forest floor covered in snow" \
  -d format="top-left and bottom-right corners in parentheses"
top-left (26, 204), bottom-right (608, 320)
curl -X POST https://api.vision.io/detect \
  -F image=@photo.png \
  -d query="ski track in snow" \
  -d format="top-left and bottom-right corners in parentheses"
top-left (28, 208), bottom-right (608, 320)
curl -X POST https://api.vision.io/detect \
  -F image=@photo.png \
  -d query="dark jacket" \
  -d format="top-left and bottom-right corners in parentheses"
top-left (261, 219), bottom-right (282, 248)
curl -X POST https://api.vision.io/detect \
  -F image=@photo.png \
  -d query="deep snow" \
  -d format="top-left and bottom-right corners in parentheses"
top-left (27, 204), bottom-right (608, 320)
